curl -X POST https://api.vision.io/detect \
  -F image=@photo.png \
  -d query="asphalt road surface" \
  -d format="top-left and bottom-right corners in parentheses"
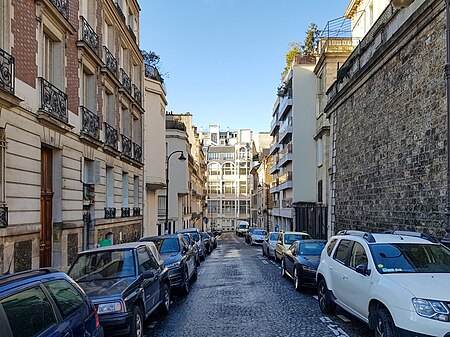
top-left (144, 232), bottom-right (371, 337)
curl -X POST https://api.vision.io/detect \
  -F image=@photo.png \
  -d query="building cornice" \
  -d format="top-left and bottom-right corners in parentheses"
top-left (344, 0), bottom-right (363, 18)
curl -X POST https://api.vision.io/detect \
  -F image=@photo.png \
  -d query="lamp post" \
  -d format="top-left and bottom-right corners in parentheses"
top-left (165, 150), bottom-right (186, 234)
top-left (392, 0), bottom-right (450, 245)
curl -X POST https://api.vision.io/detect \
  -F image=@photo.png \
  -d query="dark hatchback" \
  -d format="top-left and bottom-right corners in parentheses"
top-left (140, 234), bottom-right (197, 295)
top-left (281, 240), bottom-right (326, 290)
top-left (0, 268), bottom-right (103, 337)
top-left (68, 242), bottom-right (170, 337)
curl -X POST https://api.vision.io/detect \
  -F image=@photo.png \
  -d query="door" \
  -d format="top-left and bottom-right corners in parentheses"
top-left (137, 247), bottom-right (159, 311)
top-left (181, 236), bottom-right (195, 278)
top-left (329, 239), bottom-right (352, 305)
top-left (40, 147), bottom-right (53, 267)
top-left (285, 243), bottom-right (297, 275)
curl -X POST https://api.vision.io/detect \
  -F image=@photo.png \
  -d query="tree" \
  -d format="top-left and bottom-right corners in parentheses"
top-left (302, 22), bottom-right (319, 56)
top-left (282, 42), bottom-right (302, 78)
top-left (141, 50), bottom-right (167, 82)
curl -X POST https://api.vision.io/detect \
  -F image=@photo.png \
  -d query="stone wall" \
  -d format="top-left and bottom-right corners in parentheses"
top-left (329, 4), bottom-right (448, 237)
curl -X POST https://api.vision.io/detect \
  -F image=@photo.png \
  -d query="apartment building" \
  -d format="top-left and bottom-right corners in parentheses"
top-left (200, 126), bottom-right (253, 232)
top-left (0, 0), bottom-right (144, 273)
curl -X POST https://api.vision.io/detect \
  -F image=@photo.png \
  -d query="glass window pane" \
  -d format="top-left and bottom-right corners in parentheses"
top-left (44, 280), bottom-right (85, 318)
top-left (334, 240), bottom-right (351, 264)
top-left (137, 247), bottom-right (152, 273)
top-left (350, 242), bottom-right (368, 268)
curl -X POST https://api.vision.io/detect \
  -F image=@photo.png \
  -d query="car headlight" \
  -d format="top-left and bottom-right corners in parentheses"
top-left (166, 261), bottom-right (181, 269)
top-left (97, 302), bottom-right (123, 314)
top-left (302, 265), bottom-right (316, 272)
top-left (412, 298), bottom-right (450, 322)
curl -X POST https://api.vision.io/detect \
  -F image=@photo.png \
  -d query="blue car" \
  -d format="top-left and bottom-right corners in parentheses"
top-left (0, 268), bottom-right (103, 337)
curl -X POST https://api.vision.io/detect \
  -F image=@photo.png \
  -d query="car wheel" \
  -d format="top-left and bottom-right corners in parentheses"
top-left (281, 259), bottom-right (287, 278)
top-left (192, 266), bottom-right (198, 281)
top-left (159, 283), bottom-right (170, 315)
top-left (181, 269), bottom-right (190, 296)
top-left (294, 268), bottom-right (301, 291)
top-left (317, 279), bottom-right (336, 314)
top-left (130, 305), bottom-right (144, 337)
top-left (196, 257), bottom-right (201, 267)
top-left (200, 254), bottom-right (205, 261)
top-left (375, 308), bottom-right (396, 337)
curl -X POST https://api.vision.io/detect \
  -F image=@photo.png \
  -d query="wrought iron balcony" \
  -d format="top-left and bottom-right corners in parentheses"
top-left (128, 25), bottom-right (137, 43)
top-left (0, 48), bottom-right (14, 95)
top-left (80, 106), bottom-right (100, 140)
top-left (133, 142), bottom-right (142, 162)
top-left (0, 206), bottom-right (8, 228)
top-left (132, 84), bottom-right (142, 106)
top-left (120, 68), bottom-right (132, 94)
top-left (145, 64), bottom-right (163, 83)
top-left (114, 2), bottom-right (126, 24)
top-left (133, 207), bottom-right (141, 216)
top-left (121, 207), bottom-right (130, 218)
top-left (38, 77), bottom-right (68, 123)
top-left (103, 46), bottom-right (118, 77)
top-left (104, 207), bottom-right (116, 219)
top-left (104, 122), bottom-right (118, 150)
top-left (121, 134), bottom-right (132, 158)
top-left (49, 0), bottom-right (68, 19)
top-left (80, 16), bottom-right (99, 55)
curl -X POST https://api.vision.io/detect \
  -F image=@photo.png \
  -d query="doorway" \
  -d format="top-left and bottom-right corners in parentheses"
top-left (40, 147), bottom-right (53, 267)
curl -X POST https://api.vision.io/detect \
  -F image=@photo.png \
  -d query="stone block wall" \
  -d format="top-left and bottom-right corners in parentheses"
top-left (331, 6), bottom-right (448, 237)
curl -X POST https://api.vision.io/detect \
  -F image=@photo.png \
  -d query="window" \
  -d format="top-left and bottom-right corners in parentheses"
top-left (223, 152), bottom-right (234, 160)
top-left (44, 280), bottom-right (86, 318)
top-left (239, 147), bottom-right (246, 159)
top-left (158, 196), bottom-right (166, 215)
top-left (104, 166), bottom-right (114, 208)
top-left (134, 176), bottom-right (139, 207)
top-left (208, 181), bottom-right (220, 194)
top-left (104, 90), bottom-right (115, 126)
top-left (239, 162), bottom-right (247, 176)
top-left (137, 247), bottom-right (152, 273)
top-left (208, 200), bottom-right (219, 214)
top-left (82, 68), bottom-right (95, 111)
top-left (122, 107), bottom-right (130, 136)
top-left (133, 116), bottom-right (142, 144)
top-left (1, 286), bottom-right (57, 337)
top-left (207, 152), bottom-right (219, 160)
top-left (43, 32), bottom-right (62, 87)
top-left (208, 163), bottom-right (220, 176)
top-left (334, 240), bottom-right (352, 264)
top-left (222, 181), bottom-right (234, 194)
top-left (239, 181), bottom-right (247, 194)
top-left (0, 129), bottom-right (5, 204)
top-left (239, 200), bottom-right (248, 214)
top-left (222, 163), bottom-right (234, 176)
top-left (350, 242), bottom-right (368, 269)
top-left (122, 172), bottom-right (129, 207)
top-left (223, 200), bottom-right (235, 214)
top-left (318, 180), bottom-right (323, 203)
top-left (317, 138), bottom-right (323, 167)
top-left (326, 239), bottom-right (337, 256)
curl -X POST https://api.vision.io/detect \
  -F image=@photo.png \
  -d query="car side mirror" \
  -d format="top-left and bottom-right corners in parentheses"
top-left (142, 270), bottom-right (155, 279)
top-left (355, 264), bottom-right (371, 276)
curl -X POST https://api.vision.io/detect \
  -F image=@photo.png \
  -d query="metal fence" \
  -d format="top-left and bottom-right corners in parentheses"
top-left (294, 204), bottom-right (327, 240)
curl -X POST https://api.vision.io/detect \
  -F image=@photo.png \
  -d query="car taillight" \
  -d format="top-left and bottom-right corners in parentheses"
top-left (94, 306), bottom-right (100, 328)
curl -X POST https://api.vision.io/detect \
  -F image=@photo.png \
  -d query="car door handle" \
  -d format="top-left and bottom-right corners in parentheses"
top-left (343, 275), bottom-right (349, 280)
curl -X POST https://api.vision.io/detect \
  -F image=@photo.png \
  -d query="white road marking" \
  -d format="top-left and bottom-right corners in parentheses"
top-left (320, 317), bottom-right (350, 337)
top-left (261, 260), bottom-right (268, 265)
top-left (337, 315), bottom-right (351, 323)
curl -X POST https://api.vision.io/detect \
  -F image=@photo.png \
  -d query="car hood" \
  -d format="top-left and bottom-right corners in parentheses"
top-left (77, 277), bottom-right (136, 299)
top-left (253, 235), bottom-right (265, 240)
top-left (161, 252), bottom-right (181, 265)
top-left (299, 255), bottom-right (320, 264)
top-left (383, 273), bottom-right (450, 301)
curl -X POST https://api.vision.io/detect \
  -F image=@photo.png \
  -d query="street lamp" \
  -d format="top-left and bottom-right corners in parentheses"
top-left (165, 150), bottom-right (186, 234)
top-left (392, 0), bottom-right (450, 245)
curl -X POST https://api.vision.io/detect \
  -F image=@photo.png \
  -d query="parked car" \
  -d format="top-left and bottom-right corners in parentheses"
top-left (177, 228), bottom-right (206, 261)
top-left (140, 234), bottom-right (197, 295)
top-left (274, 231), bottom-right (312, 262)
top-left (181, 233), bottom-right (201, 266)
top-left (0, 268), bottom-right (103, 337)
top-left (281, 240), bottom-right (326, 290)
top-left (316, 230), bottom-right (450, 337)
top-left (250, 229), bottom-right (267, 245)
top-left (207, 231), bottom-right (218, 249)
top-left (262, 231), bottom-right (279, 259)
top-left (236, 221), bottom-right (249, 237)
top-left (245, 227), bottom-right (258, 244)
top-left (68, 242), bottom-right (170, 337)
top-left (201, 231), bottom-right (213, 254)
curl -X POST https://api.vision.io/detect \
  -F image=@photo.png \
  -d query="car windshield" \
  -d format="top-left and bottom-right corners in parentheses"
top-left (239, 224), bottom-right (247, 229)
top-left (284, 234), bottom-right (311, 244)
top-left (269, 233), bottom-right (278, 240)
top-left (254, 230), bottom-right (267, 236)
top-left (182, 234), bottom-right (193, 244)
top-left (152, 238), bottom-right (180, 254)
top-left (299, 242), bottom-right (325, 256)
top-left (370, 243), bottom-right (450, 273)
top-left (202, 233), bottom-right (210, 239)
top-left (69, 249), bottom-right (135, 282)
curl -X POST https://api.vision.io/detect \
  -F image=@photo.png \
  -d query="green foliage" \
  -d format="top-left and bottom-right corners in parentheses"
top-left (141, 50), bottom-right (161, 67)
top-left (141, 49), bottom-right (167, 82)
top-left (282, 42), bottom-right (302, 78)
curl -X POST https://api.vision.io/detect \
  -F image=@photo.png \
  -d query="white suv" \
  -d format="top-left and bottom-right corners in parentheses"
top-left (316, 230), bottom-right (450, 337)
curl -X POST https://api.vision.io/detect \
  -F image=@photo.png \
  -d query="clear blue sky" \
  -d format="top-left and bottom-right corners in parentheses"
top-left (140, 0), bottom-right (349, 133)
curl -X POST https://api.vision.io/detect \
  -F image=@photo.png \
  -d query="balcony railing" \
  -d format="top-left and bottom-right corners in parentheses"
top-left (0, 48), bottom-right (14, 95)
top-left (145, 64), bottom-right (163, 84)
top-left (104, 122), bottom-right (118, 150)
top-left (121, 207), bottom-right (130, 217)
top-left (38, 77), bottom-right (68, 123)
top-left (114, 2), bottom-right (126, 24)
top-left (133, 207), bottom-right (141, 216)
top-left (0, 206), bottom-right (8, 228)
top-left (121, 134), bottom-right (132, 158)
top-left (132, 84), bottom-right (142, 106)
top-left (103, 46), bottom-right (118, 77)
top-left (80, 16), bottom-right (99, 55)
top-left (120, 68), bottom-right (132, 94)
top-left (80, 106), bottom-right (100, 140)
top-left (104, 207), bottom-right (116, 219)
top-left (50, 0), bottom-right (68, 20)
top-left (133, 142), bottom-right (142, 162)
top-left (128, 25), bottom-right (137, 42)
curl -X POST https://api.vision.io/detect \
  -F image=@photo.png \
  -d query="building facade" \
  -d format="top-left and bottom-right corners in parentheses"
top-left (201, 126), bottom-right (253, 232)
top-left (0, 0), bottom-right (144, 273)
top-left (326, 0), bottom-right (448, 237)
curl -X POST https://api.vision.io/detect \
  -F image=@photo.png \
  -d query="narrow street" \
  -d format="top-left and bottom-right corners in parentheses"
top-left (145, 232), bottom-right (371, 337)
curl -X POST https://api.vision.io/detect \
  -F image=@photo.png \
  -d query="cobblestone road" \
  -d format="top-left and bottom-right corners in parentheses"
top-left (144, 232), bottom-right (371, 337)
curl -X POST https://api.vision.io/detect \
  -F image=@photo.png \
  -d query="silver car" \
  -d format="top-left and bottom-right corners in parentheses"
top-left (250, 229), bottom-right (267, 245)
top-left (262, 231), bottom-right (279, 259)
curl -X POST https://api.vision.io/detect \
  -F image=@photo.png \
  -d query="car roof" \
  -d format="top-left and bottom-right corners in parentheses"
top-left (79, 241), bottom-right (155, 254)
top-left (283, 231), bottom-right (310, 235)
top-left (0, 268), bottom-right (66, 291)
top-left (333, 232), bottom-right (437, 245)
top-left (297, 239), bottom-right (326, 244)
top-left (140, 234), bottom-right (179, 241)
top-left (177, 228), bottom-right (199, 233)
